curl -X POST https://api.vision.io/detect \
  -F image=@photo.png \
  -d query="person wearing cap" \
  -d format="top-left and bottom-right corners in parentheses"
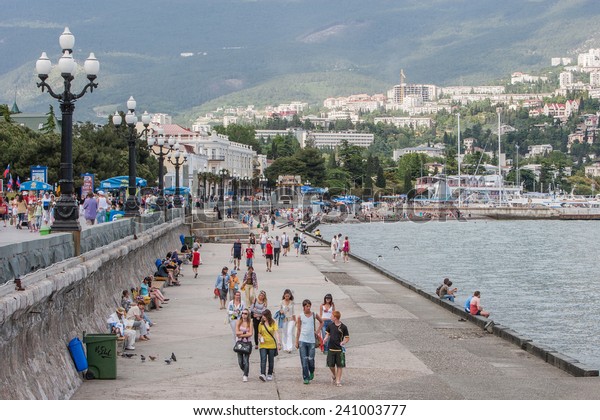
top-left (228, 269), bottom-right (240, 298)
top-left (96, 191), bottom-right (109, 224)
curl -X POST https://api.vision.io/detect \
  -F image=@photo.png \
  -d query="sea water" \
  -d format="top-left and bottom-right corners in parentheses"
top-left (319, 219), bottom-right (600, 368)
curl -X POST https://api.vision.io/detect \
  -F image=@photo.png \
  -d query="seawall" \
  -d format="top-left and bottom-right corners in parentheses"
top-left (0, 217), bottom-right (186, 399)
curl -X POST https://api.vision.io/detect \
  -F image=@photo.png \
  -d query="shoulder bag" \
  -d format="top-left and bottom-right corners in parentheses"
top-left (263, 322), bottom-right (279, 357)
top-left (233, 340), bottom-right (252, 354)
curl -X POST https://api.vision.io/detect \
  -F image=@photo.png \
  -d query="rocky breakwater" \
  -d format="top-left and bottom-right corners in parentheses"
top-left (0, 219), bottom-right (186, 399)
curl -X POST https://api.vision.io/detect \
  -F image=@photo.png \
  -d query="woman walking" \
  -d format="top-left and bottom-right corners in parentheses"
top-left (235, 309), bottom-right (253, 382)
top-left (265, 238), bottom-right (274, 272)
top-left (214, 266), bottom-right (230, 310)
top-left (342, 236), bottom-right (350, 263)
top-left (228, 291), bottom-right (246, 343)
top-left (16, 194), bottom-right (27, 229)
top-left (258, 309), bottom-right (281, 382)
top-left (250, 290), bottom-right (268, 349)
top-left (241, 266), bottom-right (258, 307)
top-left (279, 289), bottom-right (296, 352)
top-left (319, 294), bottom-right (335, 353)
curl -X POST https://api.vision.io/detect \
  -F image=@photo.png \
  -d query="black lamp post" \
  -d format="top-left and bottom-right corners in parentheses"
top-left (219, 168), bottom-right (228, 211)
top-left (260, 175), bottom-right (267, 201)
top-left (35, 27), bottom-right (99, 232)
top-left (147, 131), bottom-right (175, 210)
top-left (168, 146), bottom-right (188, 208)
top-left (112, 97), bottom-right (151, 217)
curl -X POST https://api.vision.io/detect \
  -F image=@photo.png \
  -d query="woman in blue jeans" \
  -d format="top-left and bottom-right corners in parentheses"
top-left (295, 299), bottom-right (324, 384)
top-left (257, 309), bottom-right (281, 382)
top-left (319, 294), bottom-right (335, 353)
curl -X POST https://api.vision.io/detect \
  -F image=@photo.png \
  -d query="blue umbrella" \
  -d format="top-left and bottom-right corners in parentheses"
top-left (19, 181), bottom-right (53, 192)
top-left (164, 186), bottom-right (190, 195)
top-left (99, 176), bottom-right (147, 189)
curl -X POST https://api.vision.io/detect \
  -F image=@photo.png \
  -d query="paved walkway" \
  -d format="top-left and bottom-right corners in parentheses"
top-left (72, 225), bottom-right (600, 400)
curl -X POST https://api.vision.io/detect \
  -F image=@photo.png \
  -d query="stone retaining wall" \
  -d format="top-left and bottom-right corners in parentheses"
top-left (0, 218), bottom-right (186, 399)
top-left (0, 209), bottom-right (184, 286)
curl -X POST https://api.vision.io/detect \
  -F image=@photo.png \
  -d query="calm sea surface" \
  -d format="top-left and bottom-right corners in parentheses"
top-left (319, 220), bottom-right (600, 369)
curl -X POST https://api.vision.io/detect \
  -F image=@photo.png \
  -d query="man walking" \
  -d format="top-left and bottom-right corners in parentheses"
top-left (295, 299), bottom-right (323, 384)
top-left (324, 310), bottom-right (349, 387)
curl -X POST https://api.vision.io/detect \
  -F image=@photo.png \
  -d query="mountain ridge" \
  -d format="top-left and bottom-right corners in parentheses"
top-left (1, 0), bottom-right (599, 122)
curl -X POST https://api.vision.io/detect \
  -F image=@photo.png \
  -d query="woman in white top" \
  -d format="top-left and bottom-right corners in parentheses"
top-left (330, 236), bottom-right (338, 262)
top-left (227, 291), bottom-right (246, 344)
top-left (279, 289), bottom-right (295, 353)
top-left (320, 294), bottom-right (335, 353)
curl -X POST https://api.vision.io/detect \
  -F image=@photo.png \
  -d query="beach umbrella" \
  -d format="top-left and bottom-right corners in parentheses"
top-left (19, 181), bottom-right (53, 191)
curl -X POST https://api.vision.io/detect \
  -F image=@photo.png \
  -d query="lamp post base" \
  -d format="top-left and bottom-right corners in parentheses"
top-left (173, 195), bottom-right (182, 208)
top-left (124, 196), bottom-right (140, 217)
top-left (51, 195), bottom-right (82, 232)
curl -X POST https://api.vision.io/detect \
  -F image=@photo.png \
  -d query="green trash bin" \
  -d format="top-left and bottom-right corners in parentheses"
top-left (184, 236), bottom-right (195, 248)
top-left (83, 333), bottom-right (117, 379)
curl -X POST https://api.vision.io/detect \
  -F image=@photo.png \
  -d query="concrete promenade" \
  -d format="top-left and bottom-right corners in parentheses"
top-left (72, 225), bottom-right (600, 400)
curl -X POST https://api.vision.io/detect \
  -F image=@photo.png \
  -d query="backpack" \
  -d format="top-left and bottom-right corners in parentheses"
top-left (435, 284), bottom-right (442, 297)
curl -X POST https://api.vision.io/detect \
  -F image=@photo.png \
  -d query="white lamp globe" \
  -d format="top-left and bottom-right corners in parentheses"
top-left (58, 51), bottom-right (75, 75)
top-left (59, 27), bottom-right (75, 51)
top-left (36, 52), bottom-right (52, 76)
top-left (112, 112), bottom-right (122, 126)
top-left (127, 96), bottom-right (136, 111)
top-left (84, 53), bottom-right (99, 76)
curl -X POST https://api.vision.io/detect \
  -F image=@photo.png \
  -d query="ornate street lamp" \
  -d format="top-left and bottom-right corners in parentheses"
top-left (168, 146), bottom-right (188, 208)
top-left (219, 168), bottom-right (228, 210)
top-left (112, 97), bottom-right (151, 217)
top-left (259, 174), bottom-right (267, 201)
top-left (147, 130), bottom-right (176, 210)
top-left (36, 27), bottom-right (99, 232)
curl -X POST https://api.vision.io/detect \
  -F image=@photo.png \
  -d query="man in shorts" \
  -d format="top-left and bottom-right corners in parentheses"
top-left (469, 291), bottom-right (490, 318)
top-left (324, 310), bottom-right (349, 387)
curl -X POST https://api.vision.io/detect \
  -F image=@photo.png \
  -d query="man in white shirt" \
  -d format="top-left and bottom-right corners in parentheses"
top-left (96, 191), bottom-right (109, 224)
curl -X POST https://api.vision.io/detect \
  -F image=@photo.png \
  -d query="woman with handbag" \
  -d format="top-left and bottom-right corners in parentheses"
top-left (235, 309), bottom-right (253, 382)
top-left (257, 309), bottom-right (281, 382)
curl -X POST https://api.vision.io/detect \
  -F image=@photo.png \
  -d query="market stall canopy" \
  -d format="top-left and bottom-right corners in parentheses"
top-left (164, 186), bottom-right (190, 195)
top-left (300, 185), bottom-right (328, 194)
top-left (99, 176), bottom-right (147, 189)
top-left (19, 181), bottom-right (53, 191)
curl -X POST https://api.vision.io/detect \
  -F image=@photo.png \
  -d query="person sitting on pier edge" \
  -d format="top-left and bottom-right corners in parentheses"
top-left (469, 291), bottom-right (490, 318)
top-left (437, 278), bottom-right (457, 302)
top-left (464, 294), bottom-right (473, 313)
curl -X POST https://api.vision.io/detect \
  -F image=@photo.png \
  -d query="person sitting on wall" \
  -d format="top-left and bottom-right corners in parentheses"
top-left (107, 307), bottom-right (136, 349)
top-left (437, 278), bottom-right (457, 302)
top-left (469, 291), bottom-right (490, 318)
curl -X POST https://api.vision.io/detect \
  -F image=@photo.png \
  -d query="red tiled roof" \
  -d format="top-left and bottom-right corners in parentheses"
top-left (160, 124), bottom-right (195, 136)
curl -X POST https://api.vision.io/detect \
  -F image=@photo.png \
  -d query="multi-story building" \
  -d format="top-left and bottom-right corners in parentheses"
top-left (527, 144), bottom-right (553, 158)
top-left (578, 49), bottom-right (600, 70)
top-left (305, 131), bottom-right (374, 149)
top-left (441, 86), bottom-right (505, 96)
top-left (392, 144), bottom-right (446, 160)
top-left (590, 71), bottom-right (600, 87)
top-left (387, 83), bottom-right (438, 104)
top-left (585, 162), bottom-right (600, 178)
top-left (559, 71), bottom-right (573, 88)
top-left (373, 116), bottom-right (433, 129)
top-left (511, 72), bottom-right (549, 84)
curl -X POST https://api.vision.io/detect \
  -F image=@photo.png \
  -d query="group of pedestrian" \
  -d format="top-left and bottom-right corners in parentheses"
top-left (225, 280), bottom-right (350, 386)
top-left (330, 233), bottom-right (350, 263)
top-left (0, 192), bottom-right (53, 231)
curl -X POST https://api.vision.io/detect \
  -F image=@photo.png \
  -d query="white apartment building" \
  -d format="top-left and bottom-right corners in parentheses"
top-left (551, 57), bottom-right (572, 66)
top-left (585, 162), bottom-right (600, 178)
top-left (387, 83), bottom-right (438, 104)
top-left (527, 144), bottom-right (553, 158)
top-left (511, 72), bottom-right (549, 84)
top-left (373, 116), bottom-right (433, 129)
top-left (151, 113), bottom-right (172, 125)
top-left (393, 145), bottom-right (445, 160)
top-left (590, 72), bottom-right (600, 87)
top-left (578, 49), bottom-right (600, 70)
top-left (305, 131), bottom-right (374, 149)
top-left (441, 86), bottom-right (505, 96)
top-left (559, 71), bottom-right (573, 88)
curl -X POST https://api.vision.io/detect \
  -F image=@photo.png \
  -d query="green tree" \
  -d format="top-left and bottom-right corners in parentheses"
top-left (41, 105), bottom-right (57, 134)
top-left (295, 148), bottom-right (326, 186)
